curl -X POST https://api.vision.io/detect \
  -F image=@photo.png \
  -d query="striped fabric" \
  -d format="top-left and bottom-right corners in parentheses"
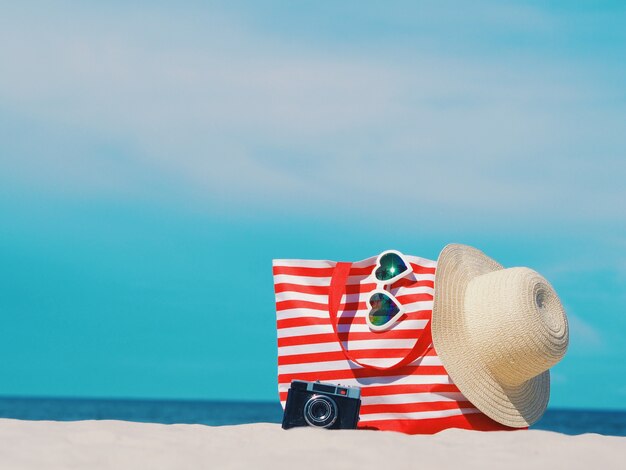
top-left (273, 254), bottom-right (510, 434)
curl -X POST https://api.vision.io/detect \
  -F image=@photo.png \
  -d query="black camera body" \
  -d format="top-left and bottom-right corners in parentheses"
top-left (281, 380), bottom-right (361, 430)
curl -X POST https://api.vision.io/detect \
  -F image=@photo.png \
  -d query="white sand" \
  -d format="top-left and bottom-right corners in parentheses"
top-left (0, 419), bottom-right (624, 470)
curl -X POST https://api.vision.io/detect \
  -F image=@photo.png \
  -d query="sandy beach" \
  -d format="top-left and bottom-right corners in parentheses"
top-left (0, 419), bottom-right (624, 470)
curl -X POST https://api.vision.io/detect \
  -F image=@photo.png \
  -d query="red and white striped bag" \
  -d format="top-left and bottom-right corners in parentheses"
top-left (273, 253), bottom-right (511, 434)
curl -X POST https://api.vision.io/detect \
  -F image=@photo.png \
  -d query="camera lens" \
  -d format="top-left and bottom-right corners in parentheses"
top-left (304, 395), bottom-right (338, 428)
top-left (310, 401), bottom-right (330, 420)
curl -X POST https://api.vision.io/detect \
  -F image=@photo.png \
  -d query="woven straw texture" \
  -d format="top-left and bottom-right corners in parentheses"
top-left (432, 244), bottom-right (569, 427)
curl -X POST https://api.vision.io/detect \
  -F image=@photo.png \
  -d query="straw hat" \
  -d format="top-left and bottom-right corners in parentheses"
top-left (431, 244), bottom-right (569, 427)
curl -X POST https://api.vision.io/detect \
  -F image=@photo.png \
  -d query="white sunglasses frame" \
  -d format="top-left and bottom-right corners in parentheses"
top-left (365, 250), bottom-right (413, 332)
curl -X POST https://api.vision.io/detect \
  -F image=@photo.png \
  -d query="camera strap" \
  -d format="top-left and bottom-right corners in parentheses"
top-left (328, 261), bottom-right (433, 371)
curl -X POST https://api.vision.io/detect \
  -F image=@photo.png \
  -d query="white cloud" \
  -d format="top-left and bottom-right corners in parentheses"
top-left (567, 314), bottom-right (603, 350)
top-left (0, 2), bottom-right (624, 225)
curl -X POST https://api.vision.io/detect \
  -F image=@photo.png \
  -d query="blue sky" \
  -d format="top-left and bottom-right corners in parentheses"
top-left (0, 1), bottom-right (625, 409)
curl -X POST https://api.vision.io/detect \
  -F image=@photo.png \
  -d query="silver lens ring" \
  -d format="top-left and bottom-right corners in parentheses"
top-left (303, 395), bottom-right (338, 428)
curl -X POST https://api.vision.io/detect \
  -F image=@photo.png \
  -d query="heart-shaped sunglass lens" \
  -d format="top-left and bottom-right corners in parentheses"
top-left (375, 253), bottom-right (408, 282)
top-left (368, 293), bottom-right (400, 327)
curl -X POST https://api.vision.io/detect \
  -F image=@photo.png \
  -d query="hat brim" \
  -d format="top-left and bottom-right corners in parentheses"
top-left (431, 244), bottom-right (549, 428)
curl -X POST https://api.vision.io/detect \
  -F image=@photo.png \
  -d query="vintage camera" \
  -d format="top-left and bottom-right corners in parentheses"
top-left (281, 380), bottom-right (361, 429)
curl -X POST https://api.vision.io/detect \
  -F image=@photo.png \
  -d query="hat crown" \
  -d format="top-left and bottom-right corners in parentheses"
top-left (463, 267), bottom-right (569, 387)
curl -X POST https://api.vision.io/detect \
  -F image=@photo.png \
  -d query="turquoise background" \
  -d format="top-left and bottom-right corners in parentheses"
top-left (1, 1), bottom-right (624, 409)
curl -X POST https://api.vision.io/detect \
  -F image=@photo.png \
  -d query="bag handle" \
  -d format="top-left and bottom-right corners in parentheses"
top-left (328, 261), bottom-right (432, 371)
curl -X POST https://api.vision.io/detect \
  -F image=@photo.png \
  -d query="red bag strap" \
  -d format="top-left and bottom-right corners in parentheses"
top-left (328, 261), bottom-right (432, 371)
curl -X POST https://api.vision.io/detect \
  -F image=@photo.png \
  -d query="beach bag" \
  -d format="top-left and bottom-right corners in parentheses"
top-left (273, 252), bottom-right (512, 434)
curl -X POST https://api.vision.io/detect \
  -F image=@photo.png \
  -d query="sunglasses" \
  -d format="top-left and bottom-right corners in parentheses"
top-left (365, 250), bottom-right (413, 332)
